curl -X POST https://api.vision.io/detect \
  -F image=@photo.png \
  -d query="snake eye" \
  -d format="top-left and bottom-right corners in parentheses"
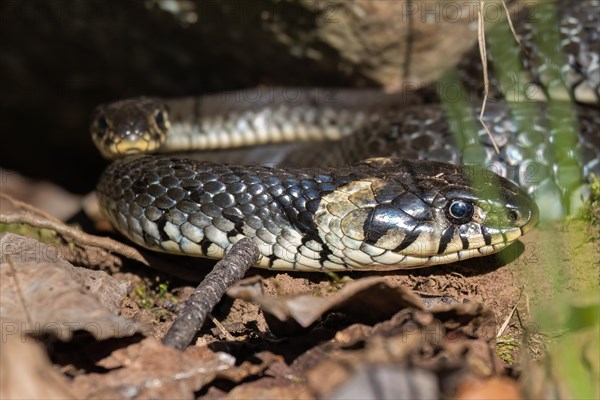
top-left (155, 111), bottom-right (167, 130)
top-left (446, 199), bottom-right (475, 225)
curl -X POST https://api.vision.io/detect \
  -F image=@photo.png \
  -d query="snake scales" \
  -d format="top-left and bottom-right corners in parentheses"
top-left (93, 1), bottom-right (598, 271)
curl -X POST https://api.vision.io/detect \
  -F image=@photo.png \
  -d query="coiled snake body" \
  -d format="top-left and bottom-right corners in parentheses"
top-left (93, 1), bottom-right (598, 271)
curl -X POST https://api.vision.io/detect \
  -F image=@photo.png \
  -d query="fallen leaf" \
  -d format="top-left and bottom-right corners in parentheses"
top-left (228, 275), bottom-right (507, 398)
top-left (0, 168), bottom-right (81, 220)
top-left (227, 276), bottom-right (425, 328)
top-left (295, 305), bottom-right (502, 398)
top-left (325, 365), bottom-right (438, 400)
top-left (72, 337), bottom-right (235, 399)
top-left (455, 376), bottom-right (522, 400)
top-left (0, 233), bottom-right (138, 340)
top-left (0, 335), bottom-right (76, 399)
top-left (223, 382), bottom-right (313, 400)
top-left (216, 351), bottom-right (285, 382)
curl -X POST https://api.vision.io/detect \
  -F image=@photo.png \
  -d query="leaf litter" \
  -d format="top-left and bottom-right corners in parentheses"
top-left (1, 183), bottom-right (598, 398)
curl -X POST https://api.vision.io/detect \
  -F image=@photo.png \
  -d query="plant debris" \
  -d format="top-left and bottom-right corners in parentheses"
top-left (1, 233), bottom-right (138, 340)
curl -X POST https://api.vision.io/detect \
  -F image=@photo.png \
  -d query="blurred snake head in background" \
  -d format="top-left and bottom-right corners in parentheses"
top-left (91, 97), bottom-right (170, 159)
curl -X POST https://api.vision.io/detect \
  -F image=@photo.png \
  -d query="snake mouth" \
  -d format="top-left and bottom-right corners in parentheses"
top-left (105, 135), bottom-right (161, 157)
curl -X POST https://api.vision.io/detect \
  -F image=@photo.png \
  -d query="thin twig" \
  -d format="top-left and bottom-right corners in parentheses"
top-left (162, 238), bottom-right (260, 350)
top-left (477, 0), bottom-right (500, 155)
top-left (501, 0), bottom-right (527, 53)
top-left (0, 211), bottom-right (148, 265)
top-left (210, 314), bottom-right (235, 341)
top-left (497, 287), bottom-right (524, 337)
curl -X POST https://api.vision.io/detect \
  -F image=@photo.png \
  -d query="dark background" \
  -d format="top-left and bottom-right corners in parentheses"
top-left (1, 0), bottom-right (372, 193)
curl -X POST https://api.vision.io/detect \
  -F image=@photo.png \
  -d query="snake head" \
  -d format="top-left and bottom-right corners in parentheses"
top-left (316, 159), bottom-right (539, 269)
top-left (91, 97), bottom-right (170, 159)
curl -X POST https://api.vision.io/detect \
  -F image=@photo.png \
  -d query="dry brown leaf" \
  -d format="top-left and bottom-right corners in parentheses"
top-left (227, 275), bottom-right (505, 398)
top-left (0, 335), bottom-right (76, 399)
top-left (325, 365), bottom-right (438, 400)
top-left (227, 276), bottom-right (425, 328)
top-left (219, 361), bottom-right (313, 400)
top-left (0, 168), bottom-right (82, 220)
top-left (294, 304), bottom-right (501, 398)
top-left (216, 351), bottom-right (285, 383)
top-left (71, 337), bottom-right (235, 399)
top-left (0, 233), bottom-right (138, 340)
top-left (456, 376), bottom-right (522, 400)
top-left (223, 382), bottom-right (314, 400)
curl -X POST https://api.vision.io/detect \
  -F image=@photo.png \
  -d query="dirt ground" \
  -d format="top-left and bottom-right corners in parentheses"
top-left (122, 216), bottom-right (599, 357)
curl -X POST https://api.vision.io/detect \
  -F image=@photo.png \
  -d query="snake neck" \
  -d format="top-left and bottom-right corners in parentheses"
top-left (160, 88), bottom-right (420, 152)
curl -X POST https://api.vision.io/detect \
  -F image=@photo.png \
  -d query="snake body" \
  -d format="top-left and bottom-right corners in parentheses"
top-left (98, 156), bottom-right (536, 271)
top-left (93, 1), bottom-right (598, 271)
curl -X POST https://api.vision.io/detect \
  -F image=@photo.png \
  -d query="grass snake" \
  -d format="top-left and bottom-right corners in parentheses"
top-left (92, 1), bottom-right (598, 271)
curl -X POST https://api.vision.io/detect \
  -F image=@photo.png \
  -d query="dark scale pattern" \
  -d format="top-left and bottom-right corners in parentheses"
top-left (97, 156), bottom-right (371, 262)
top-left (450, 0), bottom-right (600, 106)
top-left (363, 204), bottom-right (419, 246)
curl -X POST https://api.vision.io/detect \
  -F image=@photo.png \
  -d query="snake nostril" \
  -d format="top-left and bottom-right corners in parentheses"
top-left (155, 111), bottom-right (167, 130)
top-left (506, 192), bottom-right (538, 227)
top-left (97, 114), bottom-right (108, 132)
top-left (508, 209), bottom-right (520, 222)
